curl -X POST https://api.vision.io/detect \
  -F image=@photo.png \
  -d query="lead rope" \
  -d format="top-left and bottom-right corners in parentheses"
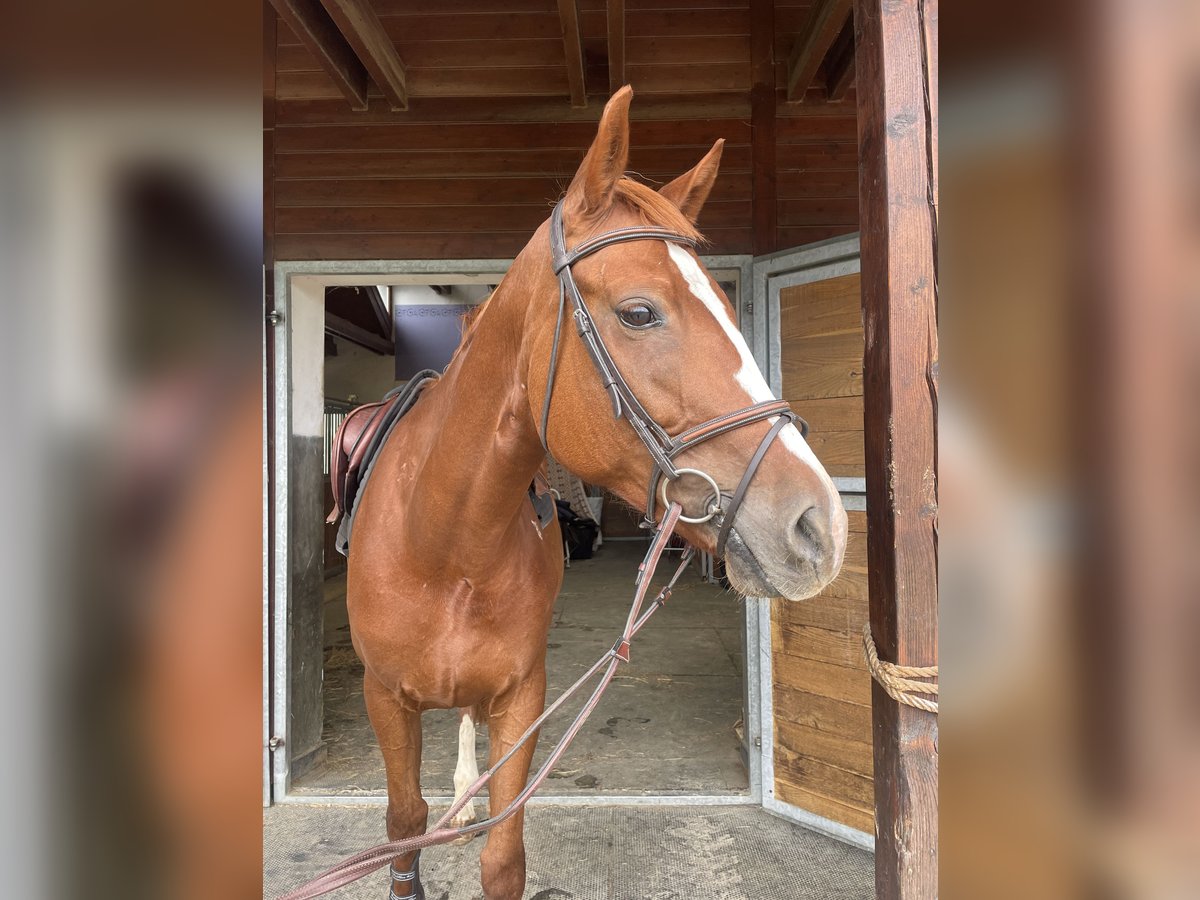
top-left (276, 503), bottom-right (691, 900)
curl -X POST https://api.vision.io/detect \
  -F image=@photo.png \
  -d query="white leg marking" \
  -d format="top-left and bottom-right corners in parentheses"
top-left (666, 243), bottom-right (839, 498)
top-left (451, 708), bottom-right (479, 836)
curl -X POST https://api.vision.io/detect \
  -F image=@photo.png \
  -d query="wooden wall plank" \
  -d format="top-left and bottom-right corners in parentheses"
top-left (772, 652), bottom-right (872, 707)
top-left (274, 227), bottom-right (755, 260)
top-left (774, 689), bottom-right (873, 744)
top-left (802, 431), bottom-right (863, 477)
top-left (776, 141), bottom-right (859, 168)
top-left (775, 169), bottom-right (858, 196)
top-left (781, 331), bottom-right (864, 400)
top-left (275, 199), bottom-right (753, 234)
top-left (274, 172), bottom-right (752, 207)
top-left (775, 747), bottom-right (875, 809)
top-left (775, 720), bottom-right (873, 773)
top-left (274, 120), bottom-right (751, 153)
top-left (273, 145), bottom-right (754, 180)
top-left (778, 591), bottom-right (865, 634)
top-left (775, 781), bottom-right (874, 833)
top-left (780, 274), bottom-right (864, 335)
top-left (777, 620), bottom-right (869, 668)
top-left (274, 93), bottom-right (753, 125)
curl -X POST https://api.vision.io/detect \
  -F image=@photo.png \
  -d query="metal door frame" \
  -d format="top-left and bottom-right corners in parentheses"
top-left (265, 256), bottom-right (763, 808)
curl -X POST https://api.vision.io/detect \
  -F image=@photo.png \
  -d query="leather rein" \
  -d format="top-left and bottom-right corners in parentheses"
top-left (277, 202), bottom-right (804, 900)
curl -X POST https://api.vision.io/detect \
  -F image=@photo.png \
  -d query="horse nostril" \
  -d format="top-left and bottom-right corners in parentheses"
top-left (792, 506), bottom-right (829, 557)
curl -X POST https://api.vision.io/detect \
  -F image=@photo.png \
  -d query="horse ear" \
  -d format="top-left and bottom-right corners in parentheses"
top-left (659, 139), bottom-right (725, 223)
top-left (567, 86), bottom-right (634, 215)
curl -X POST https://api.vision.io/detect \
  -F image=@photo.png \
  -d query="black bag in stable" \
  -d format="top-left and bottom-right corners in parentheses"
top-left (556, 499), bottom-right (598, 560)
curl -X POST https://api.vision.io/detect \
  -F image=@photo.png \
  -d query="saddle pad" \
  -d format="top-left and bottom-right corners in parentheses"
top-left (329, 370), bottom-right (440, 557)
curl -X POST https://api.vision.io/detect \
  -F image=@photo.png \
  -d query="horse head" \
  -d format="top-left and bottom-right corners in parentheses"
top-left (523, 87), bottom-right (847, 601)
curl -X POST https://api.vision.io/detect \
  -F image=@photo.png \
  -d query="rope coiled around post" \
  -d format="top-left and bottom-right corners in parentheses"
top-left (862, 624), bottom-right (938, 714)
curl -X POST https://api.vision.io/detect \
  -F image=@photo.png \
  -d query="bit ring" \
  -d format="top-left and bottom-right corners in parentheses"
top-left (660, 468), bottom-right (723, 524)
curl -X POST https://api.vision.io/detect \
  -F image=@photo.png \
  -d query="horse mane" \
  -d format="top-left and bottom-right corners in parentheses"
top-left (442, 176), bottom-right (704, 371)
top-left (606, 176), bottom-right (704, 244)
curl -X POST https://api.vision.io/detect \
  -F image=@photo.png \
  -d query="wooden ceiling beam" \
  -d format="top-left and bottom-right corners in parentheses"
top-left (825, 18), bottom-right (857, 102)
top-left (786, 0), bottom-right (853, 102)
top-left (607, 0), bottom-right (626, 94)
top-left (325, 312), bottom-right (394, 356)
top-left (320, 0), bottom-right (408, 110)
top-left (556, 0), bottom-right (588, 107)
top-left (267, 0), bottom-right (368, 111)
top-left (367, 286), bottom-right (392, 337)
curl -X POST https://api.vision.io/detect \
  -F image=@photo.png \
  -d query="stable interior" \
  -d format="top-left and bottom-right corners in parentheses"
top-left (290, 279), bottom-right (750, 799)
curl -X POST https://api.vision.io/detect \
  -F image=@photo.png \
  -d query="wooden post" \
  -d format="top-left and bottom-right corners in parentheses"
top-left (749, 0), bottom-right (776, 254)
top-left (853, 0), bottom-right (938, 897)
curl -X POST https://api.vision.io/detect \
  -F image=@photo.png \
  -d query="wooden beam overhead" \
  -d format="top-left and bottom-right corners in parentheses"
top-left (556, 0), bottom-right (588, 107)
top-left (825, 19), bottom-right (857, 102)
top-left (267, 0), bottom-right (368, 111)
top-left (854, 0), bottom-right (939, 897)
top-left (320, 0), bottom-right (408, 110)
top-left (325, 312), bottom-right (394, 356)
top-left (367, 286), bottom-right (392, 337)
top-left (607, 0), bottom-right (626, 94)
top-left (787, 0), bottom-right (853, 102)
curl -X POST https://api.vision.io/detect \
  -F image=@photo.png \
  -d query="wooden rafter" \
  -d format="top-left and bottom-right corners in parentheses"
top-left (320, 0), bottom-right (408, 110)
top-left (366, 286), bottom-right (392, 337)
top-left (607, 0), bottom-right (626, 93)
top-left (787, 0), bottom-right (853, 101)
top-left (556, 0), bottom-right (588, 107)
top-left (267, 0), bottom-right (368, 111)
top-left (825, 18), bottom-right (857, 101)
top-left (325, 312), bottom-right (394, 355)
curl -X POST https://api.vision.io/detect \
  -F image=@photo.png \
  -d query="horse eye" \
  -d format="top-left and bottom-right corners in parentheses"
top-left (618, 303), bottom-right (658, 329)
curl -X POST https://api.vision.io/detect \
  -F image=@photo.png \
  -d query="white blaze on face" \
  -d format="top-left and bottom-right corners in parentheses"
top-left (665, 243), bottom-right (839, 498)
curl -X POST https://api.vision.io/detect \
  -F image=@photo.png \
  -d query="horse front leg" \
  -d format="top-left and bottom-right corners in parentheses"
top-left (450, 706), bottom-right (481, 843)
top-left (479, 669), bottom-right (547, 900)
top-left (363, 672), bottom-right (427, 900)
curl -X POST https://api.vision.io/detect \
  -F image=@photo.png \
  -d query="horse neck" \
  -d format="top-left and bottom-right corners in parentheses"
top-left (397, 252), bottom-right (550, 555)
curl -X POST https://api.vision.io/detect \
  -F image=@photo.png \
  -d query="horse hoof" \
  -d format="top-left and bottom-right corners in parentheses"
top-left (450, 812), bottom-right (477, 844)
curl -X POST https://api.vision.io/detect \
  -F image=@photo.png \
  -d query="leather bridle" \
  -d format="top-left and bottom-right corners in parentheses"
top-left (540, 199), bottom-right (807, 557)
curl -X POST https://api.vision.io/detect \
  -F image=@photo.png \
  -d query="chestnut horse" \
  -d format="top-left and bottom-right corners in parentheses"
top-left (346, 87), bottom-right (847, 900)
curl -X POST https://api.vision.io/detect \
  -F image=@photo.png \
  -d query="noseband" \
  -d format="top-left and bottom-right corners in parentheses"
top-left (540, 199), bottom-right (808, 558)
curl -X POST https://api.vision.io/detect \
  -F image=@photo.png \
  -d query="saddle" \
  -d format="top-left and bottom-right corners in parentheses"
top-left (326, 370), bottom-right (440, 556)
top-left (327, 371), bottom-right (560, 558)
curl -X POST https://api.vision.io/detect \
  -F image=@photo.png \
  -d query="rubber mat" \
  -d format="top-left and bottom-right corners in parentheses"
top-left (264, 803), bottom-right (872, 900)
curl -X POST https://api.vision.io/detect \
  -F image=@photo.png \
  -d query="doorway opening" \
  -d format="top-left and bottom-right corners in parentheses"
top-left (272, 261), bottom-right (760, 805)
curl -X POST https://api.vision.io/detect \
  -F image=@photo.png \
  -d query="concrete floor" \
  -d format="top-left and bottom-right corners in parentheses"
top-left (292, 541), bottom-right (748, 798)
top-left (264, 802), bottom-right (874, 900)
